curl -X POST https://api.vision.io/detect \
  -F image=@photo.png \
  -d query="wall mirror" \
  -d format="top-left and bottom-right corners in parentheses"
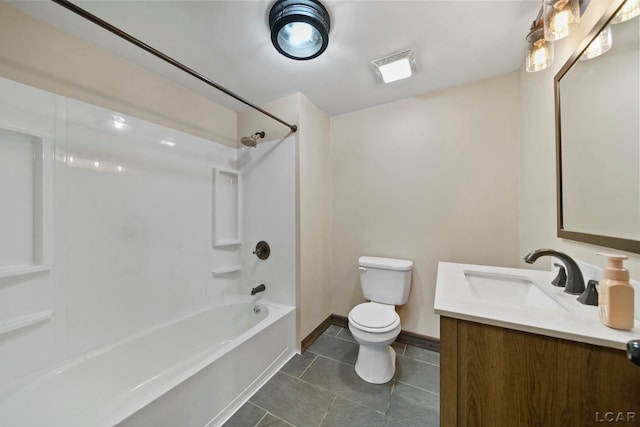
top-left (555, 0), bottom-right (640, 254)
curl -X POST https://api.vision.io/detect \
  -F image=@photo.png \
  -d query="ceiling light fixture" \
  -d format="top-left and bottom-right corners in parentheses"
top-left (371, 50), bottom-right (417, 84)
top-left (544, 0), bottom-right (581, 41)
top-left (269, 0), bottom-right (331, 60)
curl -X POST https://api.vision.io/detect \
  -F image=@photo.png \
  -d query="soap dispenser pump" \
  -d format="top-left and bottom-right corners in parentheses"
top-left (597, 253), bottom-right (634, 330)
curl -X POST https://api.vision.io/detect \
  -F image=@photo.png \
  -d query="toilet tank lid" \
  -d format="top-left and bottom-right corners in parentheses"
top-left (359, 256), bottom-right (413, 271)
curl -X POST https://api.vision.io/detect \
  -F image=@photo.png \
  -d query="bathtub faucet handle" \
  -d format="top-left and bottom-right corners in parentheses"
top-left (251, 284), bottom-right (266, 296)
top-left (253, 241), bottom-right (270, 260)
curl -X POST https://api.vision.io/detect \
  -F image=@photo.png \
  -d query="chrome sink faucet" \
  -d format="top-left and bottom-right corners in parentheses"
top-left (524, 249), bottom-right (586, 295)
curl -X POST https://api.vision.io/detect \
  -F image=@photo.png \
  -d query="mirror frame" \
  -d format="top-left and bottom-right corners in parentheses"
top-left (554, 0), bottom-right (640, 254)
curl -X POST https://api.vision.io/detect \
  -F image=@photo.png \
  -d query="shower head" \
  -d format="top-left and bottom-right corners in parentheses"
top-left (240, 131), bottom-right (265, 147)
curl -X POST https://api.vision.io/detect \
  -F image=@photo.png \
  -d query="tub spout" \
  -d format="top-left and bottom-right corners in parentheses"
top-left (251, 284), bottom-right (266, 296)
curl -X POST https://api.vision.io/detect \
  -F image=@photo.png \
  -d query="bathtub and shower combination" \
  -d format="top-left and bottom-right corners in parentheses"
top-left (0, 4), bottom-right (299, 421)
top-left (0, 83), bottom-right (297, 425)
top-left (0, 297), bottom-right (295, 426)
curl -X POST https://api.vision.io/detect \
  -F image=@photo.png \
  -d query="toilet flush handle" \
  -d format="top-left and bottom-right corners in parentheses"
top-left (359, 267), bottom-right (367, 272)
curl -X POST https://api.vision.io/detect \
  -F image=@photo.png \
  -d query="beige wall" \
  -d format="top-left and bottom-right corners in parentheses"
top-left (238, 93), bottom-right (332, 347)
top-left (298, 94), bottom-right (332, 342)
top-left (330, 74), bottom-right (521, 338)
top-left (0, 2), bottom-right (236, 147)
top-left (519, 0), bottom-right (640, 280)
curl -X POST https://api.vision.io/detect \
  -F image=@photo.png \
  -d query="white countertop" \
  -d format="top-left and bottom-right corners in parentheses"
top-left (434, 262), bottom-right (640, 351)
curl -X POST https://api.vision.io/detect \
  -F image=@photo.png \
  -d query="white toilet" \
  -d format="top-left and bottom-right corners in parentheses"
top-left (348, 256), bottom-right (413, 384)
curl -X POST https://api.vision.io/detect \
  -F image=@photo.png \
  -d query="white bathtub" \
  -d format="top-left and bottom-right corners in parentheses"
top-left (0, 298), bottom-right (296, 427)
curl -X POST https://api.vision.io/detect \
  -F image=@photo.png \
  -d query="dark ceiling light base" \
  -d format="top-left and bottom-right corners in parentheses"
top-left (269, 0), bottom-right (330, 60)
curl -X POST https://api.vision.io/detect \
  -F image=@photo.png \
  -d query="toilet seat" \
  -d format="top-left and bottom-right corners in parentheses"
top-left (349, 302), bottom-right (400, 333)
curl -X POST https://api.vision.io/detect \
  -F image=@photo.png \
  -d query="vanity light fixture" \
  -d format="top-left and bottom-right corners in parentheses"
top-left (371, 50), bottom-right (417, 84)
top-left (526, 25), bottom-right (554, 72)
top-left (269, 0), bottom-right (331, 60)
top-left (544, 0), bottom-right (581, 41)
top-left (611, 0), bottom-right (640, 24)
top-left (580, 25), bottom-right (613, 61)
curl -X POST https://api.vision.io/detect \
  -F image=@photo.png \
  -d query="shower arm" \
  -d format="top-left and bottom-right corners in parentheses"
top-left (50, 0), bottom-right (298, 134)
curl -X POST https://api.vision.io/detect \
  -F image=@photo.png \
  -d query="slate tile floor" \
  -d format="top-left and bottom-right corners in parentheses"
top-left (223, 325), bottom-right (440, 427)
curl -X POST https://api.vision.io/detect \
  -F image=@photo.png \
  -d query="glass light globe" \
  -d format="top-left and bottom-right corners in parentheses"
top-left (277, 22), bottom-right (323, 59)
top-left (544, 0), bottom-right (581, 41)
top-left (526, 28), bottom-right (554, 72)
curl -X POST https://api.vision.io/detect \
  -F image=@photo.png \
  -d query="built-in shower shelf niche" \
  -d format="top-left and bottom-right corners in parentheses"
top-left (214, 239), bottom-right (242, 247)
top-left (212, 168), bottom-right (241, 248)
top-left (211, 265), bottom-right (242, 276)
top-left (0, 127), bottom-right (51, 279)
top-left (0, 310), bottom-right (53, 338)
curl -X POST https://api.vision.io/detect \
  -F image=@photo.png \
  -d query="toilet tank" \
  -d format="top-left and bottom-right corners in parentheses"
top-left (358, 256), bottom-right (413, 305)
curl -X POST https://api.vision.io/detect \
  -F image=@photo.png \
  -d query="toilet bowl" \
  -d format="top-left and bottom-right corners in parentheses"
top-left (348, 256), bottom-right (413, 384)
top-left (348, 302), bottom-right (401, 384)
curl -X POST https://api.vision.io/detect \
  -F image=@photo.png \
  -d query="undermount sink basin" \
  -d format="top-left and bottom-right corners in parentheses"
top-left (464, 270), bottom-right (568, 311)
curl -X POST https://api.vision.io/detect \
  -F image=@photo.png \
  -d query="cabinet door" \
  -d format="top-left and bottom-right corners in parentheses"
top-left (441, 317), bottom-right (640, 427)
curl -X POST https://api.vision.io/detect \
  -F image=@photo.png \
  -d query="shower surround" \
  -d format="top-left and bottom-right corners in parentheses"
top-left (0, 76), bottom-right (296, 425)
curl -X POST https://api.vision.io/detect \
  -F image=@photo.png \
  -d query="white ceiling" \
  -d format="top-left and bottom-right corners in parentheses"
top-left (8, 0), bottom-right (541, 116)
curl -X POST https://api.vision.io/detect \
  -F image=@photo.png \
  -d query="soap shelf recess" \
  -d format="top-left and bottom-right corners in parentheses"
top-left (214, 239), bottom-right (242, 247)
top-left (211, 265), bottom-right (242, 276)
top-left (0, 310), bottom-right (53, 338)
top-left (0, 265), bottom-right (50, 280)
top-left (0, 127), bottom-right (52, 279)
top-left (212, 168), bottom-right (241, 248)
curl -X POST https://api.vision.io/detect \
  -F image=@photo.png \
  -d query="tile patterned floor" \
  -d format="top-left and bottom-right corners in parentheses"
top-left (223, 325), bottom-right (440, 427)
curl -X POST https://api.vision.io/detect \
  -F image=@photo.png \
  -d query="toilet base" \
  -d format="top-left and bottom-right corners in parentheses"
top-left (354, 344), bottom-right (396, 384)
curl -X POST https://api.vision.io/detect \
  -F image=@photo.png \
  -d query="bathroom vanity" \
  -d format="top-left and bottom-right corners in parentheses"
top-left (434, 262), bottom-right (640, 427)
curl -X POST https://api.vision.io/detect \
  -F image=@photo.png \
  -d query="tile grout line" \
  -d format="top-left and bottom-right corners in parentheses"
top-left (386, 381), bottom-right (397, 415)
top-left (396, 379), bottom-right (441, 396)
top-left (299, 338), bottom-right (359, 367)
top-left (267, 411), bottom-right (297, 427)
top-left (397, 353), bottom-right (440, 367)
top-left (317, 395), bottom-right (338, 427)
top-left (336, 328), bottom-right (354, 340)
top-left (279, 369), bottom-right (346, 403)
top-left (253, 408), bottom-right (269, 427)
top-left (276, 369), bottom-right (347, 406)
top-left (297, 353), bottom-right (319, 378)
top-left (248, 403), bottom-right (297, 427)
top-left (322, 333), bottom-right (357, 345)
top-left (310, 352), bottom-right (356, 368)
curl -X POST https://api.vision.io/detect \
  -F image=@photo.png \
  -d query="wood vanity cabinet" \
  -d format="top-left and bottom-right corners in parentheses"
top-left (440, 317), bottom-right (640, 427)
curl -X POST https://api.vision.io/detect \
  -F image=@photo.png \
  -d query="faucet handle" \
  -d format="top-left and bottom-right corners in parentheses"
top-left (577, 280), bottom-right (599, 306)
top-left (252, 241), bottom-right (270, 260)
top-left (551, 263), bottom-right (567, 287)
